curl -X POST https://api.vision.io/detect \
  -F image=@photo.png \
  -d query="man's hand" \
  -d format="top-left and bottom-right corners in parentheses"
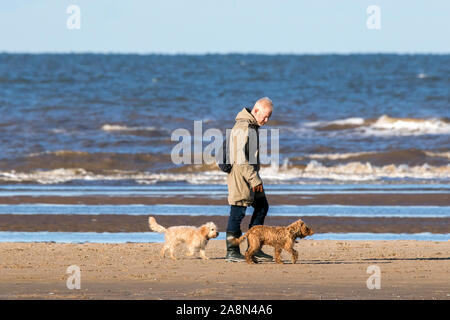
top-left (252, 184), bottom-right (263, 193)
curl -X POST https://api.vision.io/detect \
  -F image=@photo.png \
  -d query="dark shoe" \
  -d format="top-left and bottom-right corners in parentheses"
top-left (253, 249), bottom-right (273, 262)
top-left (225, 250), bottom-right (246, 262)
top-left (226, 231), bottom-right (246, 263)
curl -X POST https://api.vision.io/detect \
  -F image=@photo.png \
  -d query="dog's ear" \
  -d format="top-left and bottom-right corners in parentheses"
top-left (300, 223), bottom-right (307, 236)
top-left (288, 220), bottom-right (303, 237)
top-left (199, 225), bottom-right (210, 239)
top-left (300, 222), bottom-right (313, 237)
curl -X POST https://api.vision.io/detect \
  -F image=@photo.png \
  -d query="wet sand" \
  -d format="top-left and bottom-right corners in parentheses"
top-left (0, 240), bottom-right (449, 299)
top-left (0, 192), bottom-right (449, 205)
top-left (1, 214), bottom-right (449, 234)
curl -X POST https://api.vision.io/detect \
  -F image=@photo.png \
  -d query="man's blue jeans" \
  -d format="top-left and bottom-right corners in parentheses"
top-left (226, 196), bottom-right (269, 236)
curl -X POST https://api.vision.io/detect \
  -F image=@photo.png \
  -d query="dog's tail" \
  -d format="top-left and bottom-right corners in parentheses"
top-left (148, 216), bottom-right (166, 233)
top-left (228, 233), bottom-right (248, 246)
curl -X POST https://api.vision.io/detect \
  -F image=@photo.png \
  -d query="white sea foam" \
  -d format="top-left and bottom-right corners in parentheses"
top-left (0, 168), bottom-right (95, 184)
top-left (306, 151), bottom-right (377, 160)
top-left (254, 162), bottom-right (448, 182)
top-left (298, 161), bottom-right (450, 181)
top-left (305, 117), bottom-right (365, 128)
top-left (368, 115), bottom-right (450, 135)
top-left (327, 117), bottom-right (365, 126)
top-left (0, 168), bottom-right (226, 185)
top-left (28, 150), bottom-right (90, 157)
top-left (101, 124), bottom-right (158, 132)
top-left (307, 115), bottom-right (450, 136)
top-left (0, 161), bottom-right (448, 184)
top-left (424, 151), bottom-right (450, 159)
top-left (51, 128), bottom-right (69, 134)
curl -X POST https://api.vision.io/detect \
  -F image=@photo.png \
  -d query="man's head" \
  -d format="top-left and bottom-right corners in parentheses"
top-left (251, 97), bottom-right (273, 126)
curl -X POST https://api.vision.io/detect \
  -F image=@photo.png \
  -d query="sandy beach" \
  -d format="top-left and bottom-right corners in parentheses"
top-left (0, 240), bottom-right (448, 300)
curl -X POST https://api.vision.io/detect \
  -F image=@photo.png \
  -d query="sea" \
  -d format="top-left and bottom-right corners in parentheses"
top-left (0, 53), bottom-right (449, 242)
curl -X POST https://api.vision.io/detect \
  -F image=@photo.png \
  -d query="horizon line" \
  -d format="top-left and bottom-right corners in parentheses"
top-left (1, 50), bottom-right (449, 56)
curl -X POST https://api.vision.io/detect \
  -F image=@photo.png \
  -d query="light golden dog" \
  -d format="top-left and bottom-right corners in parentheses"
top-left (233, 219), bottom-right (314, 264)
top-left (149, 217), bottom-right (219, 260)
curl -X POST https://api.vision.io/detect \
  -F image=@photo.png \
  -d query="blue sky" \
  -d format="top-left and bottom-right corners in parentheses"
top-left (0, 0), bottom-right (449, 53)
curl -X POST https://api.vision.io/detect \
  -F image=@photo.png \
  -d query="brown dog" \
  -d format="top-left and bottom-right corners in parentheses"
top-left (234, 219), bottom-right (314, 264)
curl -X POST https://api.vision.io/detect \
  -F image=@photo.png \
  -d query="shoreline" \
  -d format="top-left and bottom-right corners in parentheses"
top-left (1, 214), bottom-right (449, 234)
top-left (0, 193), bottom-right (449, 205)
top-left (1, 240), bottom-right (449, 299)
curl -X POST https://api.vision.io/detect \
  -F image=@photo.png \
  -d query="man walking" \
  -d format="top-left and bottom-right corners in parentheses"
top-left (225, 97), bottom-right (274, 262)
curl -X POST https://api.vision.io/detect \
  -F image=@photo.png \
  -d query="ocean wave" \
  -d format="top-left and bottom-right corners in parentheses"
top-left (3, 150), bottom-right (171, 173)
top-left (291, 149), bottom-right (450, 166)
top-left (0, 168), bottom-right (225, 185)
top-left (1, 148), bottom-right (448, 184)
top-left (0, 161), bottom-right (448, 184)
top-left (101, 124), bottom-right (167, 137)
top-left (299, 151), bottom-right (377, 161)
top-left (306, 117), bottom-right (366, 127)
top-left (250, 162), bottom-right (449, 182)
top-left (370, 115), bottom-right (450, 135)
top-left (297, 160), bottom-right (450, 181)
top-left (308, 115), bottom-right (450, 136)
top-left (416, 73), bottom-right (441, 80)
top-left (101, 124), bottom-right (157, 131)
top-left (27, 150), bottom-right (91, 157)
top-left (20, 147), bottom-right (449, 172)
top-left (424, 151), bottom-right (450, 159)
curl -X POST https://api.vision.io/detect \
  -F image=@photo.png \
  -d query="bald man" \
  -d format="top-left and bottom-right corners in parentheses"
top-left (225, 97), bottom-right (273, 262)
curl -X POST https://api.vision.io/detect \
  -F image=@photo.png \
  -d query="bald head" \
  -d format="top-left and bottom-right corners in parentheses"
top-left (255, 97), bottom-right (273, 110)
top-left (251, 97), bottom-right (273, 126)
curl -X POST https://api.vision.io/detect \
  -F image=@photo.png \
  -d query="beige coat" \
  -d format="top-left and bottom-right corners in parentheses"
top-left (226, 108), bottom-right (264, 206)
